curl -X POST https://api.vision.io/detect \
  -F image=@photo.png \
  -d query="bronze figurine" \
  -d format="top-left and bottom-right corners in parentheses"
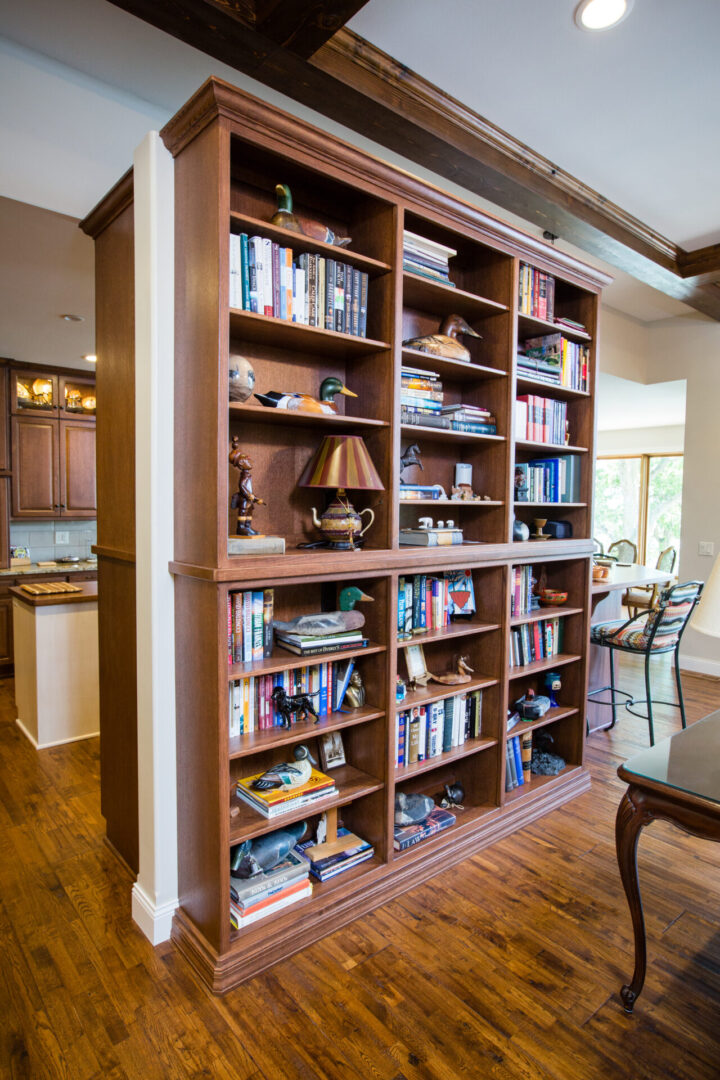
top-left (229, 436), bottom-right (265, 536)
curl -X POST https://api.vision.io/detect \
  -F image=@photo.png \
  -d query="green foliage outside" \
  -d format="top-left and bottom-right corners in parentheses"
top-left (593, 455), bottom-right (683, 567)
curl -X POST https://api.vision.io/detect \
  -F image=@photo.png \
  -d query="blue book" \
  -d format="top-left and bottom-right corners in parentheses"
top-left (335, 659), bottom-right (355, 711)
top-left (511, 735), bottom-right (525, 786)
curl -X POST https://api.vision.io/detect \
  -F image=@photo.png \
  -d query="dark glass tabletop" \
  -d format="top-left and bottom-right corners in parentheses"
top-left (619, 711), bottom-right (720, 805)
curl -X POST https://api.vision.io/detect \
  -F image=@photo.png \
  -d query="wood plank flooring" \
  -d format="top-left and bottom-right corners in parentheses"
top-left (2, 656), bottom-right (719, 1079)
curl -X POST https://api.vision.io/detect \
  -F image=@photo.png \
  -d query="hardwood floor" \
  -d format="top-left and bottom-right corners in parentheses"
top-left (2, 656), bottom-right (719, 1080)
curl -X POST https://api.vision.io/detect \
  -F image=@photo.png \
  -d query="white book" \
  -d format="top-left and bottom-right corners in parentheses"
top-left (229, 233), bottom-right (242, 309)
top-left (249, 236), bottom-right (262, 314)
top-left (515, 399), bottom-right (528, 439)
top-left (403, 229), bottom-right (457, 260)
top-left (262, 237), bottom-right (273, 316)
top-left (230, 681), bottom-right (241, 739)
top-left (247, 676), bottom-right (255, 733)
top-left (293, 266), bottom-right (306, 324)
top-left (418, 707), bottom-right (427, 760)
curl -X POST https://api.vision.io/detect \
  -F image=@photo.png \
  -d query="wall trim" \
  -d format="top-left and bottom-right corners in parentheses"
top-left (15, 718), bottom-right (99, 749)
top-left (680, 654), bottom-right (720, 679)
top-left (131, 882), bottom-right (178, 945)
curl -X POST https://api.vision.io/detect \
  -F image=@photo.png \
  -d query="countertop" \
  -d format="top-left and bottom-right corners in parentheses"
top-left (0, 560), bottom-right (98, 577)
top-left (10, 581), bottom-right (98, 607)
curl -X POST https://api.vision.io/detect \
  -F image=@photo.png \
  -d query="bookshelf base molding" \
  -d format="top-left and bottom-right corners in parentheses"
top-left (172, 765), bottom-right (590, 992)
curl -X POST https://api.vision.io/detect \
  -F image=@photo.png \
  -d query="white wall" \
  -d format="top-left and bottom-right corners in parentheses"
top-left (597, 424), bottom-right (685, 456)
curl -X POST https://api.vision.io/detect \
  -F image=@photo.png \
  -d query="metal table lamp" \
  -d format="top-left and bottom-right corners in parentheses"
top-left (298, 434), bottom-right (384, 549)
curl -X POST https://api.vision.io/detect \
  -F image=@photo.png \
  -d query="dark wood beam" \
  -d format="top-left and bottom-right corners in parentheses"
top-left (107, 0), bottom-right (720, 319)
top-left (254, 1), bottom-right (371, 59)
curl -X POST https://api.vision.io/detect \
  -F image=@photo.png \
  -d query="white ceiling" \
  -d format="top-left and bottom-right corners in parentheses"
top-left (597, 373), bottom-right (687, 430)
top-left (0, 0), bottom-right (714, 324)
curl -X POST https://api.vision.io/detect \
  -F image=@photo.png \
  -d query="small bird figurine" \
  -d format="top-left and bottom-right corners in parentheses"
top-left (270, 184), bottom-right (352, 247)
top-left (274, 586), bottom-right (373, 637)
top-left (251, 745), bottom-right (316, 792)
top-left (254, 377), bottom-right (357, 414)
top-left (403, 314), bottom-right (482, 362)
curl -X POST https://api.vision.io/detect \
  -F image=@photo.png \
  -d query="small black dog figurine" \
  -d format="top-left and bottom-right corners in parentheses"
top-left (270, 686), bottom-right (320, 729)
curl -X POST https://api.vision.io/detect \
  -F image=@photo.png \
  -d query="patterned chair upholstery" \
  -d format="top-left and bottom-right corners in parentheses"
top-left (589, 580), bottom-right (703, 745)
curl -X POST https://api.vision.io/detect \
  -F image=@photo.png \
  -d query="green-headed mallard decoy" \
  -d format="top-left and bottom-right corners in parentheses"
top-left (254, 376), bottom-right (357, 414)
top-left (273, 586), bottom-right (373, 637)
top-left (271, 184), bottom-right (352, 248)
top-left (403, 314), bottom-right (482, 362)
top-left (251, 744), bottom-right (316, 791)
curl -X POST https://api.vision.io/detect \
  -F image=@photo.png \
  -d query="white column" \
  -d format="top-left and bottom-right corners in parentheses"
top-left (131, 132), bottom-right (178, 944)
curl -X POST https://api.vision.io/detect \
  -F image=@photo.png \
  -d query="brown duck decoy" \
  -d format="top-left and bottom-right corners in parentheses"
top-left (270, 184), bottom-right (352, 247)
top-left (403, 314), bottom-right (482, 362)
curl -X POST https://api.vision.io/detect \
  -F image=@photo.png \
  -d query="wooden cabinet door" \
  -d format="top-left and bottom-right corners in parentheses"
top-left (0, 598), bottom-right (14, 668)
top-left (11, 416), bottom-right (60, 517)
top-left (59, 420), bottom-right (96, 518)
top-left (0, 368), bottom-right (9, 472)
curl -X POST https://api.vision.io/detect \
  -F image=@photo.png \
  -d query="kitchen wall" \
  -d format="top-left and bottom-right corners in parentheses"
top-left (9, 519), bottom-right (96, 561)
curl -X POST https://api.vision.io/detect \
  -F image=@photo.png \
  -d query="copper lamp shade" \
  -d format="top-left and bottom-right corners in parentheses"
top-left (299, 435), bottom-right (384, 550)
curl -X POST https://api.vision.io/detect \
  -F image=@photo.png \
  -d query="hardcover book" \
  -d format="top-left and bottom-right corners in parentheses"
top-left (393, 807), bottom-right (456, 851)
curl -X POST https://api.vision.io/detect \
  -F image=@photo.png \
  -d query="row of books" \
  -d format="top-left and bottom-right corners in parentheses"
top-left (398, 569), bottom-right (477, 636)
top-left (510, 564), bottom-right (541, 617)
top-left (403, 229), bottom-right (456, 286)
top-left (394, 806), bottom-right (456, 851)
top-left (509, 617), bottom-right (564, 669)
top-left (229, 232), bottom-right (369, 337)
top-left (296, 826), bottom-right (374, 882)
top-left (401, 406), bottom-right (497, 435)
top-left (518, 263), bottom-right (556, 321)
top-left (515, 394), bottom-right (568, 445)
top-left (396, 690), bottom-right (483, 767)
top-left (229, 658), bottom-right (358, 736)
top-left (518, 333), bottom-right (590, 393)
top-left (400, 365), bottom-right (497, 432)
top-left (401, 365), bottom-right (443, 415)
top-left (274, 625), bottom-right (368, 657)
top-left (235, 763), bottom-right (337, 819)
top-left (515, 455), bottom-right (581, 504)
top-left (230, 849), bottom-right (311, 930)
top-left (505, 731), bottom-right (532, 791)
top-left (228, 589), bottom-right (273, 665)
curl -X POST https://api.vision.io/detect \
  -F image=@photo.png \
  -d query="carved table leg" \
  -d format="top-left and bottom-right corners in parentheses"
top-left (615, 786), bottom-right (652, 1013)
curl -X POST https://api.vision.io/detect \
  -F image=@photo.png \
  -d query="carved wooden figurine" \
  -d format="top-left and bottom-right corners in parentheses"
top-left (229, 436), bottom-right (265, 536)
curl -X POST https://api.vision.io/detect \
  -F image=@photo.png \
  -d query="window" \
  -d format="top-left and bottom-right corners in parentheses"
top-left (594, 454), bottom-right (683, 566)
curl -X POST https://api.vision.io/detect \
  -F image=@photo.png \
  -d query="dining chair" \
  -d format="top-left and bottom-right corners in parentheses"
top-left (625, 546), bottom-right (677, 617)
top-left (607, 538), bottom-right (638, 564)
top-left (588, 580), bottom-right (703, 745)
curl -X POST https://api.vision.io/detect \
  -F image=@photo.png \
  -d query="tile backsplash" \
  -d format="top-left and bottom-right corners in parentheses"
top-left (10, 520), bottom-right (97, 562)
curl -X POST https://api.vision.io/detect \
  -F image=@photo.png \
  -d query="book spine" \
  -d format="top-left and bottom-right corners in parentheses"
top-left (358, 272), bottom-right (368, 337)
top-left (240, 233), bottom-right (250, 310)
top-left (308, 255), bottom-right (317, 326)
top-left (334, 262), bottom-right (345, 333)
top-left (344, 261), bottom-right (353, 336)
top-left (511, 734), bottom-right (524, 786)
top-left (325, 258), bottom-right (335, 330)
top-left (317, 256), bottom-right (326, 330)
top-left (261, 238), bottom-right (273, 316)
top-left (262, 589), bottom-right (274, 658)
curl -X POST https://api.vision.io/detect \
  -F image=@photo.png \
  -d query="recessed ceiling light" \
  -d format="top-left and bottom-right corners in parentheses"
top-left (575, 0), bottom-right (633, 31)
top-left (60, 313), bottom-right (84, 322)
top-left (82, 354), bottom-right (97, 363)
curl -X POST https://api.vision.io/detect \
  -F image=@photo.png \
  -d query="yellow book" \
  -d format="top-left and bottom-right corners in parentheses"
top-left (236, 766), bottom-right (335, 808)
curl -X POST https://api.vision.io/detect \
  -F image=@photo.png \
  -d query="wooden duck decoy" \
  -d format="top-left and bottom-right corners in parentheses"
top-left (254, 376), bottom-right (357, 414)
top-left (231, 821), bottom-right (307, 877)
top-left (251, 744), bottom-right (316, 792)
top-left (271, 184), bottom-right (352, 248)
top-left (403, 314), bottom-right (482, 363)
top-left (274, 586), bottom-right (373, 637)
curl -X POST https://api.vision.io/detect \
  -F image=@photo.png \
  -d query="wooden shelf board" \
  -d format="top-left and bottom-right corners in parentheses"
top-left (229, 402), bottom-right (389, 430)
top-left (398, 675), bottom-right (498, 711)
top-left (516, 374), bottom-right (590, 399)
top-left (228, 706), bottom-right (384, 760)
top-left (515, 440), bottom-right (587, 455)
top-left (395, 735), bottom-right (498, 781)
top-left (393, 802), bottom-right (498, 857)
top-left (402, 347), bottom-right (508, 383)
top-left (403, 272), bottom-right (508, 321)
top-left (514, 501), bottom-right (587, 508)
top-left (506, 706), bottom-right (579, 739)
top-left (507, 652), bottom-right (582, 679)
top-left (229, 641), bottom-right (385, 680)
top-left (400, 498), bottom-right (504, 508)
top-left (510, 606), bottom-right (583, 626)
top-left (229, 765), bottom-right (383, 845)
top-left (401, 423), bottom-right (504, 444)
top-left (229, 309), bottom-right (390, 357)
top-left (398, 619), bottom-right (500, 647)
top-left (503, 763), bottom-right (583, 804)
top-left (230, 211), bottom-right (392, 277)
top-left (517, 313), bottom-right (592, 342)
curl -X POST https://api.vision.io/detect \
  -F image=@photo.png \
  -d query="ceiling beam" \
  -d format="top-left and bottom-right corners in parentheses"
top-left (253, 1), bottom-right (372, 59)
top-left (108, 0), bottom-right (720, 319)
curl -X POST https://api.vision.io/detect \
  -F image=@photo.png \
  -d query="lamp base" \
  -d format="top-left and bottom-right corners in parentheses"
top-left (309, 490), bottom-right (374, 551)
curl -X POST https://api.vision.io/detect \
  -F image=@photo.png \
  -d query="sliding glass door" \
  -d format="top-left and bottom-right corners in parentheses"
top-left (594, 453), bottom-right (683, 566)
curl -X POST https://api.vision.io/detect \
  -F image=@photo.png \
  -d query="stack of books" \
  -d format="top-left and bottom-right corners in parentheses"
top-left (229, 849), bottom-right (311, 930)
top-left (403, 230), bottom-right (456, 286)
top-left (235, 765), bottom-right (337, 819)
top-left (396, 689), bottom-right (483, 767)
top-left (295, 826), bottom-right (374, 881)
top-left (229, 232), bottom-right (368, 337)
top-left (440, 403), bottom-right (497, 434)
top-left (399, 484), bottom-right (446, 501)
top-left (518, 333), bottom-right (589, 392)
top-left (515, 394), bottom-right (568, 445)
top-left (510, 564), bottom-right (540, 617)
top-left (274, 627), bottom-right (368, 657)
top-left (518, 263), bottom-right (555, 321)
top-left (515, 454), bottom-right (580, 503)
top-left (228, 657), bottom-right (359, 737)
top-left (393, 806), bottom-right (456, 850)
top-left (228, 589), bottom-right (273, 664)
top-left (554, 315), bottom-right (587, 335)
top-left (509, 617), bottom-right (563, 668)
top-left (400, 366), bottom-right (443, 423)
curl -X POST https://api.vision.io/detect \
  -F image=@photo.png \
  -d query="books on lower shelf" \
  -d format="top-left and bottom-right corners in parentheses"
top-left (397, 570), bottom-right (476, 636)
top-left (394, 806), bottom-right (456, 850)
top-left (401, 405), bottom-right (497, 435)
top-left (230, 877), bottom-right (313, 929)
top-left (403, 230), bottom-right (456, 286)
top-left (509, 617), bottom-right (564, 668)
top-left (274, 627), bottom-right (367, 655)
top-left (510, 565), bottom-right (540, 617)
top-left (518, 263), bottom-right (555, 321)
top-left (518, 333), bottom-right (589, 393)
top-left (514, 455), bottom-right (580, 503)
top-left (235, 766), bottom-right (337, 818)
top-left (228, 589), bottom-right (274, 664)
top-left (229, 658), bottom-right (360, 737)
top-left (295, 826), bottom-right (374, 881)
top-left (229, 231), bottom-right (368, 337)
top-left (505, 730), bottom-right (533, 791)
top-left (396, 690), bottom-right (483, 767)
top-left (515, 394), bottom-right (568, 445)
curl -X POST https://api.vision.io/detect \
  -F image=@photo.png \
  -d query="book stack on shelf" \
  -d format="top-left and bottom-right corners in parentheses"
top-left (517, 333), bottom-right (590, 392)
top-left (510, 565), bottom-right (540, 617)
top-left (440, 403), bottom-right (497, 435)
top-left (235, 764), bottom-right (337, 819)
top-left (398, 570), bottom-right (476, 637)
top-left (515, 394), bottom-right (568, 445)
top-left (396, 689), bottom-right (483, 767)
top-left (518, 263), bottom-right (555, 320)
top-left (229, 589), bottom-right (274, 663)
top-left (394, 806), bottom-right (456, 851)
top-left (509, 617), bottom-right (563, 668)
top-left (515, 455), bottom-right (580, 503)
top-left (275, 626), bottom-right (368, 657)
top-left (229, 231), bottom-right (368, 336)
top-left (403, 230), bottom-right (456, 286)
top-left (229, 657), bottom-right (357, 737)
top-left (400, 365), bottom-right (443, 426)
top-left (296, 826), bottom-right (374, 881)
top-left (505, 727), bottom-right (532, 791)
top-left (229, 850), bottom-right (311, 930)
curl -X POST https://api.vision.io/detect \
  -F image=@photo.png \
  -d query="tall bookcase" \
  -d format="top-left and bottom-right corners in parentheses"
top-left (87, 78), bottom-right (610, 992)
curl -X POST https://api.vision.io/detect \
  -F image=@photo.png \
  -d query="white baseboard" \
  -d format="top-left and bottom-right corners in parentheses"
top-left (131, 881), bottom-right (178, 945)
top-left (680, 654), bottom-right (720, 679)
top-left (15, 717), bottom-right (100, 749)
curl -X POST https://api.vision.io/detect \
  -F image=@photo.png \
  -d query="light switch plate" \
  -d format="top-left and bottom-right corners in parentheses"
top-left (698, 540), bottom-right (714, 556)
top-left (55, 531), bottom-right (70, 545)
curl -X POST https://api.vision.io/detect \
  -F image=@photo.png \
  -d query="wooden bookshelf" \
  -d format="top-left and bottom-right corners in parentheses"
top-left (84, 77), bottom-right (608, 992)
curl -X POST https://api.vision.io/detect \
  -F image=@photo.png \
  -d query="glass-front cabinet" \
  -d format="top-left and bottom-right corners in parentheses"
top-left (60, 375), bottom-right (96, 417)
top-left (12, 371), bottom-right (58, 413)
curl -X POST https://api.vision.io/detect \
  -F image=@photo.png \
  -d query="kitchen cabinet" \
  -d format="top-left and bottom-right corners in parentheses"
top-left (11, 416), bottom-right (96, 519)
